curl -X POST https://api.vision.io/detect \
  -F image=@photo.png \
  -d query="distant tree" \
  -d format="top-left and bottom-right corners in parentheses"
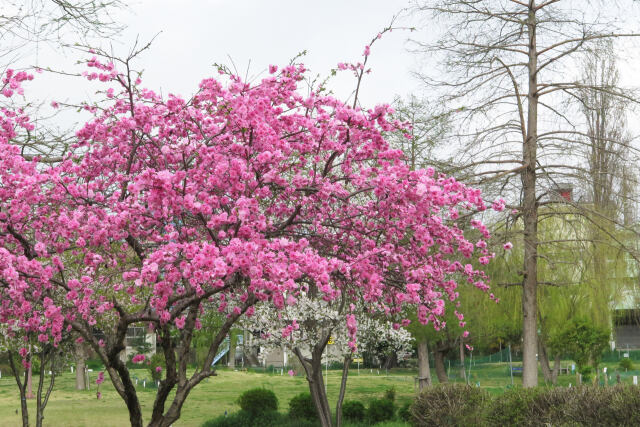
top-left (554, 317), bottom-right (609, 383)
top-left (413, 0), bottom-right (640, 387)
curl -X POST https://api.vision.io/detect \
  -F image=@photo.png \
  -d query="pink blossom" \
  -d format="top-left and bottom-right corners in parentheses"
top-left (0, 63), bottom-right (498, 416)
top-left (96, 371), bottom-right (105, 385)
top-left (175, 316), bottom-right (186, 329)
top-left (503, 242), bottom-right (513, 250)
top-left (132, 354), bottom-right (146, 364)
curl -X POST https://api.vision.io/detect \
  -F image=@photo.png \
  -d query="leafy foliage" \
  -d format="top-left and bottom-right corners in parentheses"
top-left (147, 353), bottom-right (164, 381)
top-left (619, 358), bottom-right (634, 371)
top-left (485, 385), bottom-right (640, 426)
top-left (410, 384), bottom-right (487, 426)
top-left (288, 392), bottom-right (317, 421)
top-left (367, 398), bottom-right (395, 424)
top-left (341, 400), bottom-right (366, 422)
top-left (555, 317), bottom-right (610, 375)
top-left (236, 388), bottom-right (278, 417)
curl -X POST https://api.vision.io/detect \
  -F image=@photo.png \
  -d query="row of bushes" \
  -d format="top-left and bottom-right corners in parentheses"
top-left (203, 387), bottom-right (405, 426)
top-left (410, 383), bottom-right (640, 426)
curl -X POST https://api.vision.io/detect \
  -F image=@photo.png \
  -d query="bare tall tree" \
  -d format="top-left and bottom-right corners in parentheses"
top-left (412, 0), bottom-right (639, 387)
top-left (577, 43), bottom-right (639, 326)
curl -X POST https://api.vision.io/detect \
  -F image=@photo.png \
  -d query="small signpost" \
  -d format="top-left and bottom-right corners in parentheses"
top-left (353, 356), bottom-right (363, 375)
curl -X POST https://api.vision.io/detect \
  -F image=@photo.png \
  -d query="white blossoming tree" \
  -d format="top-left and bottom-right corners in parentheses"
top-left (241, 291), bottom-right (413, 427)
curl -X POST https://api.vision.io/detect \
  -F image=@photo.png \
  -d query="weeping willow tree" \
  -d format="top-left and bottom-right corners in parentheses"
top-left (486, 199), bottom-right (635, 384)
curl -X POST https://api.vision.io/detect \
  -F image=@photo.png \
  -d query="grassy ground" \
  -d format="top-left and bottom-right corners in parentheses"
top-left (1, 360), bottom-right (637, 426)
top-left (0, 367), bottom-right (415, 426)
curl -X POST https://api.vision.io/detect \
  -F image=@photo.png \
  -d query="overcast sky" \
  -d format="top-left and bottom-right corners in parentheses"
top-left (24, 0), bottom-right (422, 112)
top-left (14, 0), bottom-right (640, 137)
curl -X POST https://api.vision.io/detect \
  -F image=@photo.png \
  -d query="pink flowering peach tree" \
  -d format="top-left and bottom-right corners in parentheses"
top-left (0, 54), bottom-right (499, 427)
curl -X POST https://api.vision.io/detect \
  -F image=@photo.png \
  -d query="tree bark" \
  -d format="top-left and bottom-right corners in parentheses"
top-left (75, 342), bottom-right (87, 391)
top-left (75, 358), bottom-right (86, 390)
top-left (36, 349), bottom-right (55, 427)
top-left (294, 338), bottom-right (333, 427)
top-left (417, 340), bottom-right (432, 390)
top-left (434, 349), bottom-right (448, 384)
top-left (522, 2), bottom-right (540, 388)
top-left (26, 363), bottom-right (34, 399)
top-left (539, 340), bottom-right (553, 384)
top-left (551, 354), bottom-right (561, 385)
top-left (459, 340), bottom-right (466, 383)
top-left (8, 351), bottom-right (30, 427)
top-left (335, 355), bottom-right (352, 427)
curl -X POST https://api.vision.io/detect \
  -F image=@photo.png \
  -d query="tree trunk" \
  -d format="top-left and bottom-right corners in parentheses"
top-left (8, 351), bottom-right (30, 427)
top-left (417, 340), bottom-right (432, 390)
top-left (522, 3), bottom-right (539, 388)
top-left (308, 360), bottom-right (332, 427)
top-left (294, 343), bottom-right (333, 427)
top-left (459, 340), bottom-right (466, 383)
top-left (26, 363), bottom-right (34, 399)
top-left (335, 355), bottom-right (351, 427)
top-left (75, 357), bottom-right (86, 390)
top-left (551, 354), bottom-right (561, 385)
top-left (36, 350), bottom-right (55, 427)
top-left (75, 343), bottom-right (87, 391)
top-left (539, 340), bottom-right (552, 384)
top-left (434, 349), bottom-right (448, 383)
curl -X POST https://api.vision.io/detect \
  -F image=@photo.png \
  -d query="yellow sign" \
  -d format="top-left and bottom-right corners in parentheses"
top-left (328, 336), bottom-right (334, 345)
top-left (353, 358), bottom-right (363, 363)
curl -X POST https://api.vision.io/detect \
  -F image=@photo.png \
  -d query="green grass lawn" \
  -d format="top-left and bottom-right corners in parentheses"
top-left (0, 367), bottom-right (416, 426)
top-left (1, 361), bottom-right (637, 426)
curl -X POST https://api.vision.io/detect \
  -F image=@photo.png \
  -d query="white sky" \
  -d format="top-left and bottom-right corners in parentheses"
top-left (25, 0), bottom-right (422, 112)
top-left (13, 0), bottom-right (640, 142)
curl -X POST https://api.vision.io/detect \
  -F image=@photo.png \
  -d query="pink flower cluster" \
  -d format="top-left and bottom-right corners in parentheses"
top-left (132, 355), bottom-right (146, 364)
top-left (0, 58), bottom-right (499, 361)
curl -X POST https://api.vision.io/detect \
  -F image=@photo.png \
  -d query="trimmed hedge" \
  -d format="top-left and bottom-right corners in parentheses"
top-left (410, 384), bottom-right (640, 427)
top-left (410, 384), bottom-right (487, 426)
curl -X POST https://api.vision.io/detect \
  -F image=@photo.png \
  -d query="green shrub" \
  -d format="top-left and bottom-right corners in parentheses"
top-left (560, 385), bottom-right (640, 426)
top-left (288, 392), bottom-right (318, 421)
top-left (410, 384), bottom-right (487, 426)
top-left (342, 400), bottom-right (365, 422)
top-left (236, 388), bottom-right (278, 417)
top-left (383, 386), bottom-right (396, 402)
top-left (367, 398), bottom-right (395, 424)
top-left (579, 365), bottom-right (593, 383)
top-left (619, 358), bottom-right (634, 371)
top-left (201, 410), bottom-right (282, 427)
top-left (485, 387), bottom-right (547, 426)
top-left (148, 353), bottom-right (164, 381)
top-left (398, 401), bottom-right (412, 422)
top-left (487, 385), bottom-right (640, 426)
